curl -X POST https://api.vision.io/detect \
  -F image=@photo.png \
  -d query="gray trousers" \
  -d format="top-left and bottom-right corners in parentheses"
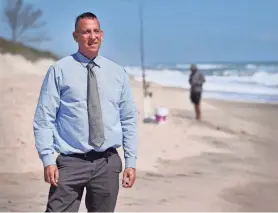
top-left (45, 149), bottom-right (122, 212)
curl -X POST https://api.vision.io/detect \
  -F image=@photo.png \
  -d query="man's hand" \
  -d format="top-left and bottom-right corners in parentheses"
top-left (44, 165), bottom-right (59, 187)
top-left (122, 168), bottom-right (136, 188)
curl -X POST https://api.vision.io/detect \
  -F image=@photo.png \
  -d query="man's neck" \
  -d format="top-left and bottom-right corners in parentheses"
top-left (78, 49), bottom-right (98, 60)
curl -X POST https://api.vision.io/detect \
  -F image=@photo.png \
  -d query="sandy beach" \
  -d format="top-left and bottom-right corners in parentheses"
top-left (1, 53), bottom-right (278, 211)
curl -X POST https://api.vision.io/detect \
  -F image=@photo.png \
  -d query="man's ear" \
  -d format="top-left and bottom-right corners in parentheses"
top-left (72, 31), bottom-right (78, 42)
top-left (100, 30), bottom-right (104, 40)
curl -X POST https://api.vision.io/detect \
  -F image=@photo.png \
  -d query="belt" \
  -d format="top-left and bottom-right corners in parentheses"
top-left (61, 147), bottom-right (118, 160)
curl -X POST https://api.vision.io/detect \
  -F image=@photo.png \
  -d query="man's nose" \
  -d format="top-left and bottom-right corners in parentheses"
top-left (89, 32), bottom-right (96, 39)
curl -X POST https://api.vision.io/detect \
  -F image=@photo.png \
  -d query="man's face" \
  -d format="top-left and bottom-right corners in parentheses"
top-left (73, 18), bottom-right (103, 57)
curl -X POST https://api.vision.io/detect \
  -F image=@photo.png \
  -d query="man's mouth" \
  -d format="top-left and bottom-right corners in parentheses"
top-left (88, 43), bottom-right (98, 46)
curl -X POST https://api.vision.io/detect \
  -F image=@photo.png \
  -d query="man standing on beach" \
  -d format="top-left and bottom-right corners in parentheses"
top-left (33, 12), bottom-right (138, 212)
top-left (189, 64), bottom-right (205, 120)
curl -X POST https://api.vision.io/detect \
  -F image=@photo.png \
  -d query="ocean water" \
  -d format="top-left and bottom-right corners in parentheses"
top-left (124, 62), bottom-right (278, 104)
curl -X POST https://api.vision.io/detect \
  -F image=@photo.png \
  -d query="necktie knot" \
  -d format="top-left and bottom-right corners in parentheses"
top-left (86, 62), bottom-right (95, 70)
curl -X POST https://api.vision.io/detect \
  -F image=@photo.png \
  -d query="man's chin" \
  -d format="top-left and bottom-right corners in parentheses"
top-left (88, 47), bottom-right (99, 53)
top-left (88, 44), bottom-right (99, 48)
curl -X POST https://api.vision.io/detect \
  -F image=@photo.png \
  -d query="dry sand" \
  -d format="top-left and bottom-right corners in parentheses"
top-left (0, 53), bottom-right (278, 211)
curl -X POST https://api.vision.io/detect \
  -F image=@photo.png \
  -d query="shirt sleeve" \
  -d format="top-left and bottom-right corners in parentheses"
top-left (33, 65), bottom-right (60, 168)
top-left (119, 70), bottom-right (138, 169)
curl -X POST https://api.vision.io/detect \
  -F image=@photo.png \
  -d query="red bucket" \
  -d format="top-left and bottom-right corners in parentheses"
top-left (155, 107), bottom-right (168, 124)
top-left (155, 115), bottom-right (167, 123)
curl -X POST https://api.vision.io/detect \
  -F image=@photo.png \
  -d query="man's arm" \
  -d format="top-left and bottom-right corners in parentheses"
top-left (189, 73), bottom-right (193, 85)
top-left (119, 71), bottom-right (138, 169)
top-left (33, 65), bottom-right (60, 168)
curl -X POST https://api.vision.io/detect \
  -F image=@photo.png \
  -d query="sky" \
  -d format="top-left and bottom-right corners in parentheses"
top-left (1, 0), bottom-right (278, 66)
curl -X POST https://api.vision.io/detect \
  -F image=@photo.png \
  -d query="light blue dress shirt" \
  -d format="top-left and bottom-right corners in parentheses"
top-left (33, 51), bottom-right (138, 168)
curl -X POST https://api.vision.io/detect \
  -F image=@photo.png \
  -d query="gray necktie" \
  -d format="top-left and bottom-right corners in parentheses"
top-left (86, 62), bottom-right (105, 147)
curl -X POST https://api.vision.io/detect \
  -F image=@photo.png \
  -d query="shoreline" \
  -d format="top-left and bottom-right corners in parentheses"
top-left (130, 77), bottom-right (278, 105)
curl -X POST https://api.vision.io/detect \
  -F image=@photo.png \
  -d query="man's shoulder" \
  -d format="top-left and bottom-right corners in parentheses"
top-left (196, 70), bottom-right (204, 76)
top-left (50, 54), bottom-right (76, 69)
top-left (98, 56), bottom-right (126, 73)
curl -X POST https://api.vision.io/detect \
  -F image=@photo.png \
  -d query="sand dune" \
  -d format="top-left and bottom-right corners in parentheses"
top-left (1, 53), bottom-right (278, 211)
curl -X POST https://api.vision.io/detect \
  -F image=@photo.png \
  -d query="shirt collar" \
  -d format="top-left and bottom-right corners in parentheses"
top-left (75, 51), bottom-right (101, 68)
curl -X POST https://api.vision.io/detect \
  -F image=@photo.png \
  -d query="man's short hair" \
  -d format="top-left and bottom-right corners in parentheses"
top-left (75, 12), bottom-right (98, 30)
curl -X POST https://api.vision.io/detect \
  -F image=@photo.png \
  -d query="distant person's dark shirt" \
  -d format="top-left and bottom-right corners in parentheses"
top-left (189, 70), bottom-right (205, 93)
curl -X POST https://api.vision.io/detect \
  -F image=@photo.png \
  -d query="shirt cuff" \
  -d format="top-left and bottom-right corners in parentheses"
top-left (41, 153), bottom-right (56, 168)
top-left (125, 157), bottom-right (137, 169)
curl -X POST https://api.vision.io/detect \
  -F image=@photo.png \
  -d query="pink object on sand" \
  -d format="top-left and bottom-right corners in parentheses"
top-left (155, 107), bottom-right (168, 124)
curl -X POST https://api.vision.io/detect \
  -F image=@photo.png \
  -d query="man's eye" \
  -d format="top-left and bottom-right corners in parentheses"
top-left (80, 30), bottom-right (101, 35)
